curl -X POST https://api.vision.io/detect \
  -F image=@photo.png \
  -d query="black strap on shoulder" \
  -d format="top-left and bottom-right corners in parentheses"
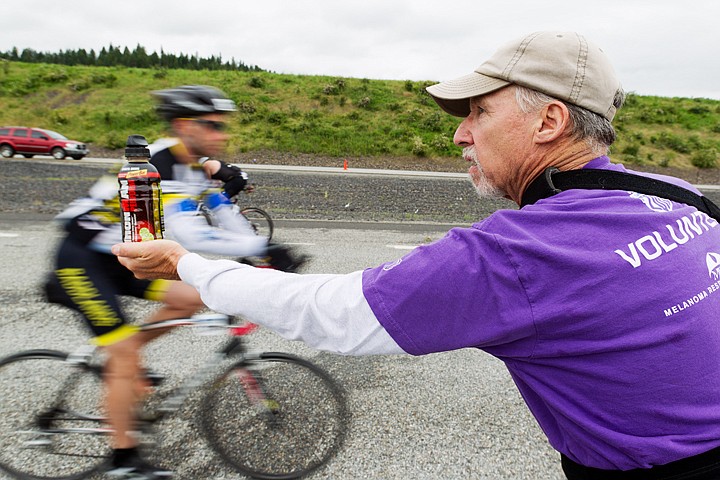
top-left (521, 167), bottom-right (720, 222)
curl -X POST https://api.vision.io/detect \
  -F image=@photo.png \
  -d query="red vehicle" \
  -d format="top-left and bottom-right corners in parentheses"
top-left (0, 126), bottom-right (89, 160)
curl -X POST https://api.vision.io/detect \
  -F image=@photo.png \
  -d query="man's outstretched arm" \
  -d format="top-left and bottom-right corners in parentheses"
top-left (112, 239), bottom-right (404, 355)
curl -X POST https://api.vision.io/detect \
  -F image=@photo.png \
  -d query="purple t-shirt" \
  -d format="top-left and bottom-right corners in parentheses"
top-left (362, 157), bottom-right (720, 470)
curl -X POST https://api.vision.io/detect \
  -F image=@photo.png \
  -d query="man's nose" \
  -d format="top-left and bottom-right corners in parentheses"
top-left (453, 117), bottom-right (472, 147)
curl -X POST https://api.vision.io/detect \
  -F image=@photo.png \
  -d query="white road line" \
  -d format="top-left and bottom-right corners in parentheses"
top-left (387, 244), bottom-right (417, 250)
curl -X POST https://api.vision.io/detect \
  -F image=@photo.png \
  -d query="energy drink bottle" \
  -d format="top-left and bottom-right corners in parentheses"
top-left (118, 134), bottom-right (164, 242)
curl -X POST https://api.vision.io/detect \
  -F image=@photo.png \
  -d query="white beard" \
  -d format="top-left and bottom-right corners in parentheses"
top-left (463, 147), bottom-right (506, 199)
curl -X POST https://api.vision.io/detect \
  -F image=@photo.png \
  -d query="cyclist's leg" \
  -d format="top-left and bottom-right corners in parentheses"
top-left (50, 238), bottom-right (173, 476)
top-left (102, 336), bottom-right (143, 448)
top-left (101, 339), bottom-right (172, 478)
top-left (50, 239), bottom-right (143, 450)
top-left (134, 279), bottom-right (206, 344)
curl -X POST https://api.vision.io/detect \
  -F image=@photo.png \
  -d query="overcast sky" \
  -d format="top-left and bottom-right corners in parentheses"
top-left (4, 0), bottom-right (719, 100)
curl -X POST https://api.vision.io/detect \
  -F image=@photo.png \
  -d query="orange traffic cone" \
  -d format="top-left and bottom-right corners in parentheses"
top-left (343, 159), bottom-right (348, 170)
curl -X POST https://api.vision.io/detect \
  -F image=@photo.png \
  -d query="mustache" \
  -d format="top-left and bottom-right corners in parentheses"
top-left (462, 147), bottom-right (479, 169)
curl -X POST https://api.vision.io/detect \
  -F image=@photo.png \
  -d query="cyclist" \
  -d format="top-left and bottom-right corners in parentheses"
top-left (44, 85), bottom-right (305, 479)
top-left (148, 85), bottom-right (250, 200)
top-left (45, 182), bottom-right (200, 479)
top-left (148, 85), bottom-right (306, 271)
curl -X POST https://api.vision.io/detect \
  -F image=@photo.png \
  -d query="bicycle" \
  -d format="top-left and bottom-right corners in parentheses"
top-left (164, 166), bottom-right (275, 242)
top-left (0, 314), bottom-right (348, 480)
top-left (198, 193), bottom-right (274, 241)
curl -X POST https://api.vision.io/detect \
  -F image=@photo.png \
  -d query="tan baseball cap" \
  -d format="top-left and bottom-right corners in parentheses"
top-left (426, 31), bottom-right (621, 121)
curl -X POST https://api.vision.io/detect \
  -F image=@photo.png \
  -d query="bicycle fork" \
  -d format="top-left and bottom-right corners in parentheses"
top-left (223, 336), bottom-right (280, 425)
top-left (234, 367), bottom-right (280, 422)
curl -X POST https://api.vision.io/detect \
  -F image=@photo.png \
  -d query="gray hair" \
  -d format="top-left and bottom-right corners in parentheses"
top-left (514, 86), bottom-right (625, 154)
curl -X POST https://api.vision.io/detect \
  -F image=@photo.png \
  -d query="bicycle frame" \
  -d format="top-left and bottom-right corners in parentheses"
top-left (46, 316), bottom-right (266, 432)
top-left (134, 316), bottom-right (267, 420)
top-left (152, 339), bottom-right (252, 416)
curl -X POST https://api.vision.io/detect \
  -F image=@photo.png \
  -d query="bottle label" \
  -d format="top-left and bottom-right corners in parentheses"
top-left (118, 162), bottom-right (164, 242)
top-left (125, 169), bottom-right (150, 179)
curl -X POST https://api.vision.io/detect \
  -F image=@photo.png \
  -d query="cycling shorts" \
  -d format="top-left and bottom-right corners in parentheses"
top-left (47, 237), bottom-right (172, 346)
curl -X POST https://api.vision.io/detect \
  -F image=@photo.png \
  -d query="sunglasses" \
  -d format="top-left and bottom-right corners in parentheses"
top-left (179, 118), bottom-right (228, 132)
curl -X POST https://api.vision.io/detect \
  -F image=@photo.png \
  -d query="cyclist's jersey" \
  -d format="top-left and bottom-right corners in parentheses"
top-left (56, 138), bottom-right (267, 256)
top-left (148, 137), bottom-right (201, 181)
top-left (49, 138), bottom-right (267, 343)
top-left (146, 138), bottom-right (267, 255)
top-left (148, 138), bottom-right (181, 180)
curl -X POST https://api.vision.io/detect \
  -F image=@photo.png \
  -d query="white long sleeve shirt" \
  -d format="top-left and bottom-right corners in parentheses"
top-left (178, 253), bottom-right (404, 355)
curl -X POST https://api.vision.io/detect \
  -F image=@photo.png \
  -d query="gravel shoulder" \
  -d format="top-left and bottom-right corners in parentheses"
top-left (3, 153), bottom-right (719, 225)
top-left (0, 157), bottom-right (514, 225)
top-left (89, 146), bottom-right (720, 185)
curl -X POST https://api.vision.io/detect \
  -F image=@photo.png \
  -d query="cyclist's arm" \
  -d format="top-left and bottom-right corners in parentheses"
top-left (164, 201), bottom-right (268, 257)
top-left (200, 159), bottom-right (222, 178)
top-left (178, 253), bottom-right (405, 356)
top-left (54, 175), bottom-right (122, 253)
top-left (204, 160), bottom-right (248, 198)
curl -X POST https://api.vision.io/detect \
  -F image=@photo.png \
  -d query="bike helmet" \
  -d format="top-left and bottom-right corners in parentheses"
top-left (153, 85), bottom-right (237, 120)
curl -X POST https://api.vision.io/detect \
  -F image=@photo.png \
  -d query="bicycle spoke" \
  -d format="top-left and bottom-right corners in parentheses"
top-left (201, 355), bottom-right (348, 479)
top-left (0, 352), bottom-right (110, 480)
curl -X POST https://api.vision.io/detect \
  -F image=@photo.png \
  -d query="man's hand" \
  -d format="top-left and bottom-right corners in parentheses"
top-left (111, 240), bottom-right (189, 281)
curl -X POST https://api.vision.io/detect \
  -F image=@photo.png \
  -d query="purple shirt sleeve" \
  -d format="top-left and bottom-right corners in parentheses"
top-left (362, 225), bottom-right (536, 356)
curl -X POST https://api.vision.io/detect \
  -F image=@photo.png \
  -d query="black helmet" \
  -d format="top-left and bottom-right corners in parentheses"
top-left (152, 85), bottom-right (237, 120)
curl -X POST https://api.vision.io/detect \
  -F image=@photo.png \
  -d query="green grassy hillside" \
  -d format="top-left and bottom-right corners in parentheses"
top-left (1, 61), bottom-right (718, 170)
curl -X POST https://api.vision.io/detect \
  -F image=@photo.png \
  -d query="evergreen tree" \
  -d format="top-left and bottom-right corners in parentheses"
top-left (0, 43), bottom-right (262, 71)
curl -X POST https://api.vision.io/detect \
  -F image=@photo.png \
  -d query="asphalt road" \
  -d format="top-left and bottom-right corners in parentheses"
top-left (0, 216), bottom-right (565, 480)
top-left (2, 156), bottom-right (720, 479)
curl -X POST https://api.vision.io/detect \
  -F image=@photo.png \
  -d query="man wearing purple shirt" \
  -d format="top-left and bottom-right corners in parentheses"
top-left (114, 31), bottom-right (720, 479)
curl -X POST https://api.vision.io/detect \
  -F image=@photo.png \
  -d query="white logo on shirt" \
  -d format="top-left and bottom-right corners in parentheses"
top-left (382, 258), bottom-right (402, 271)
top-left (663, 251), bottom-right (720, 317)
top-left (629, 192), bottom-right (674, 213)
top-left (707, 252), bottom-right (720, 280)
top-left (614, 211), bottom-right (718, 268)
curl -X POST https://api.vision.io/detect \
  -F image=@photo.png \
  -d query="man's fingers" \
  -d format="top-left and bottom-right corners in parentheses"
top-left (111, 242), bottom-right (146, 258)
top-left (111, 240), bottom-right (184, 281)
top-left (112, 239), bottom-right (165, 258)
top-left (110, 243), bottom-right (125, 257)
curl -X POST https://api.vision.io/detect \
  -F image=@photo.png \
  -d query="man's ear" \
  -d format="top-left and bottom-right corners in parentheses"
top-left (535, 101), bottom-right (570, 144)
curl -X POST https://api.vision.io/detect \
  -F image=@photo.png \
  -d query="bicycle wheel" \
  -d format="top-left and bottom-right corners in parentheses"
top-left (0, 350), bottom-right (110, 480)
top-left (200, 353), bottom-right (348, 479)
top-left (240, 207), bottom-right (274, 241)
